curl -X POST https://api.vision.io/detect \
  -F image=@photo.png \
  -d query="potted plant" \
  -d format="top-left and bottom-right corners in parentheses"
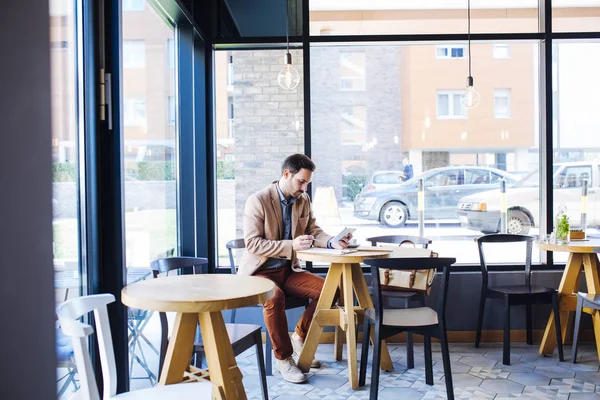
top-left (556, 212), bottom-right (570, 244)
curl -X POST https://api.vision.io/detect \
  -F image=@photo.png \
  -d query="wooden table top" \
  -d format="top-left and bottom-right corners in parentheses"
top-left (296, 247), bottom-right (392, 263)
top-left (536, 240), bottom-right (600, 253)
top-left (122, 274), bottom-right (275, 313)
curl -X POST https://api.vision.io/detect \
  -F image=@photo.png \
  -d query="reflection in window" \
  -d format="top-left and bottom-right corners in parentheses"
top-left (437, 90), bottom-right (465, 118)
top-left (168, 96), bottom-right (175, 125)
top-left (123, 40), bottom-right (145, 68)
top-left (494, 89), bottom-right (511, 118)
top-left (340, 52), bottom-right (365, 90)
top-left (124, 99), bottom-right (147, 126)
top-left (340, 106), bottom-right (366, 144)
top-left (167, 38), bottom-right (175, 68)
top-left (51, 0), bottom-right (82, 397)
top-left (122, 2), bottom-right (176, 388)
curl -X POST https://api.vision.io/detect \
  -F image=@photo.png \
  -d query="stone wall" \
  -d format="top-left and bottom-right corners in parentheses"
top-left (232, 49), bottom-right (304, 237)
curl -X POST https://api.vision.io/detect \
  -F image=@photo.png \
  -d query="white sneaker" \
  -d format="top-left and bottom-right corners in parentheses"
top-left (277, 357), bottom-right (307, 384)
top-left (291, 332), bottom-right (321, 369)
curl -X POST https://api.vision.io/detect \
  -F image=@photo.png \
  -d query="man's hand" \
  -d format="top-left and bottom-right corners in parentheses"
top-left (331, 233), bottom-right (352, 250)
top-left (293, 235), bottom-right (314, 251)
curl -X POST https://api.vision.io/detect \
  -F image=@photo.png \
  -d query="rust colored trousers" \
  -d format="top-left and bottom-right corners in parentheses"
top-left (254, 266), bottom-right (325, 360)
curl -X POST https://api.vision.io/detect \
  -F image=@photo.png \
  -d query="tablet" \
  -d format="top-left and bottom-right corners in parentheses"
top-left (331, 227), bottom-right (356, 244)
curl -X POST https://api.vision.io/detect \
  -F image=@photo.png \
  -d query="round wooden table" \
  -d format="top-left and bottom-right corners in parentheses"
top-left (537, 240), bottom-right (600, 360)
top-left (295, 248), bottom-right (393, 389)
top-left (122, 274), bottom-right (275, 400)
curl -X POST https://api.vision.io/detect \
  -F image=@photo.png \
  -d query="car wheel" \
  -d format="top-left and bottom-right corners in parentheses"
top-left (379, 201), bottom-right (408, 227)
top-left (507, 210), bottom-right (532, 235)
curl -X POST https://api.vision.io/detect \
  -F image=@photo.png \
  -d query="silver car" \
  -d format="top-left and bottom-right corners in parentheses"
top-left (354, 166), bottom-right (519, 227)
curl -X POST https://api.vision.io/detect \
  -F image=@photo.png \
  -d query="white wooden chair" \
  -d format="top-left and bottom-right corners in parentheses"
top-left (56, 294), bottom-right (212, 400)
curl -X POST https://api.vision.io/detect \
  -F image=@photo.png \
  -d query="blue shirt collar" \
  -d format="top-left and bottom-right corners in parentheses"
top-left (276, 181), bottom-right (295, 205)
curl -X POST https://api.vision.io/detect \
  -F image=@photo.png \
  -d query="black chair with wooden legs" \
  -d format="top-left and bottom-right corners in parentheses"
top-left (226, 238), bottom-right (309, 376)
top-left (366, 235), bottom-right (431, 369)
top-left (475, 234), bottom-right (564, 365)
top-left (359, 256), bottom-right (456, 400)
top-left (151, 256), bottom-right (268, 400)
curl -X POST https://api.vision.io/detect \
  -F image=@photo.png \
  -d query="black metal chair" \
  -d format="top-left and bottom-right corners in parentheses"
top-left (226, 238), bottom-right (309, 376)
top-left (151, 256), bottom-right (268, 400)
top-left (475, 234), bottom-right (564, 365)
top-left (365, 235), bottom-right (431, 369)
top-left (359, 256), bottom-right (456, 400)
top-left (572, 292), bottom-right (600, 363)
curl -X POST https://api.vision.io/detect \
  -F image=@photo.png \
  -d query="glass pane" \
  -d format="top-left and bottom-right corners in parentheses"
top-left (122, 2), bottom-right (177, 388)
top-left (50, 0), bottom-right (82, 397)
top-left (437, 94), bottom-right (449, 117)
top-left (453, 94), bottom-right (465, 117)
top-left (553, 41), bottom-right (600, 263)
top-left (310, 2), bottom-right (539, 35)
top-left (214, 49), bottom-right (304, 268)
top-left (553, 1), bottom-right (600, 33)
top-left (311, 42), bottom-right (540, 265)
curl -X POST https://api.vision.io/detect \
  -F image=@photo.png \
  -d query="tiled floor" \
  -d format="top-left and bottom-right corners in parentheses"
top-left (235, 342), bottom-right (600, 399)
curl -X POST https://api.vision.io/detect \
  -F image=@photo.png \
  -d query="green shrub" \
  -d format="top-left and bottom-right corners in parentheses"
top-left (53, 163), bottom-right (77, 182)
top-left (345, 175), bottom-right (367, 201)
top-left (217, 160), bottom-right (235, 180)
top-left (137, 161), bottom-right (175, 180)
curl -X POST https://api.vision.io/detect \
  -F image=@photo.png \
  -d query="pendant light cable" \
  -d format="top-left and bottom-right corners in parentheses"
top-left (285, 0), bottom-right (290, 54)
top-left (468, 0), bottom-right (472, 77)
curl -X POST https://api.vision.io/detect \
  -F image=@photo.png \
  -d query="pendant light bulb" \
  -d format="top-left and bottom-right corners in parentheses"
top-left (278, 53), bottom-right (300, 90)
top-left (461, 76), bottom-right (480, 109)
top-left (278, 0), bottom-right (301, 91)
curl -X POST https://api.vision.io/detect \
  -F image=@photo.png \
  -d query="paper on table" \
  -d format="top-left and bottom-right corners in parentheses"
top-left (302, 248), bottom-right (359, 255)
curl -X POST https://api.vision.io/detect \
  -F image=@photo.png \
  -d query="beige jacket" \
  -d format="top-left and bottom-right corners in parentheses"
top-left (239, 182), bottom-right (332, 276)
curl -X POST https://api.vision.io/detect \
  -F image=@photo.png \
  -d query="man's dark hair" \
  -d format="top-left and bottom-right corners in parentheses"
top-left (281, 153), bottom-right (316, 175)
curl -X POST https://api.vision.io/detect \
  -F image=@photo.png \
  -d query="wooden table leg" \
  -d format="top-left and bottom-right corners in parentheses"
top-left (334, 282), bottom-right (344, 361)
top-left (342, 264), bottom-right (360, 389)
top-left (351, 263), bottom-right (394, 371)
top-left (298, 263), bottom-right (343, 373)
top-left (583, 254), bottom-right (600, 359)
top-left (539, 253), bottom-right (583, 355)
top-left (159, 313), bottom-right (197, 385)
top-left (198, 311), bottom-right (247, 400)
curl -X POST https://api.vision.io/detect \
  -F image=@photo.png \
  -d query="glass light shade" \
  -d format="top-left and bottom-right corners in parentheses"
top-left (278, 53), bottom-right (301, 90)
top-left (460, 76), bottom-right (480, 109)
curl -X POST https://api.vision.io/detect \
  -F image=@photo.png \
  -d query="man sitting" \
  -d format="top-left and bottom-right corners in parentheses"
top-left (239, 154), bottom-right (351, 383)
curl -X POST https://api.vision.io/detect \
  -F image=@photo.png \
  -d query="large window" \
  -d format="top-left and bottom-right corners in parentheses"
top-left (122, 2), bottom-right (177, 388)
top-left (50, 0), bottom-right (82, 397)
top-left (311, 43), bottom-right (539, 264)
top-left (214, 49), bottom-right (304, 268)
top-left (553, 41), bottom-right (600, 262)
